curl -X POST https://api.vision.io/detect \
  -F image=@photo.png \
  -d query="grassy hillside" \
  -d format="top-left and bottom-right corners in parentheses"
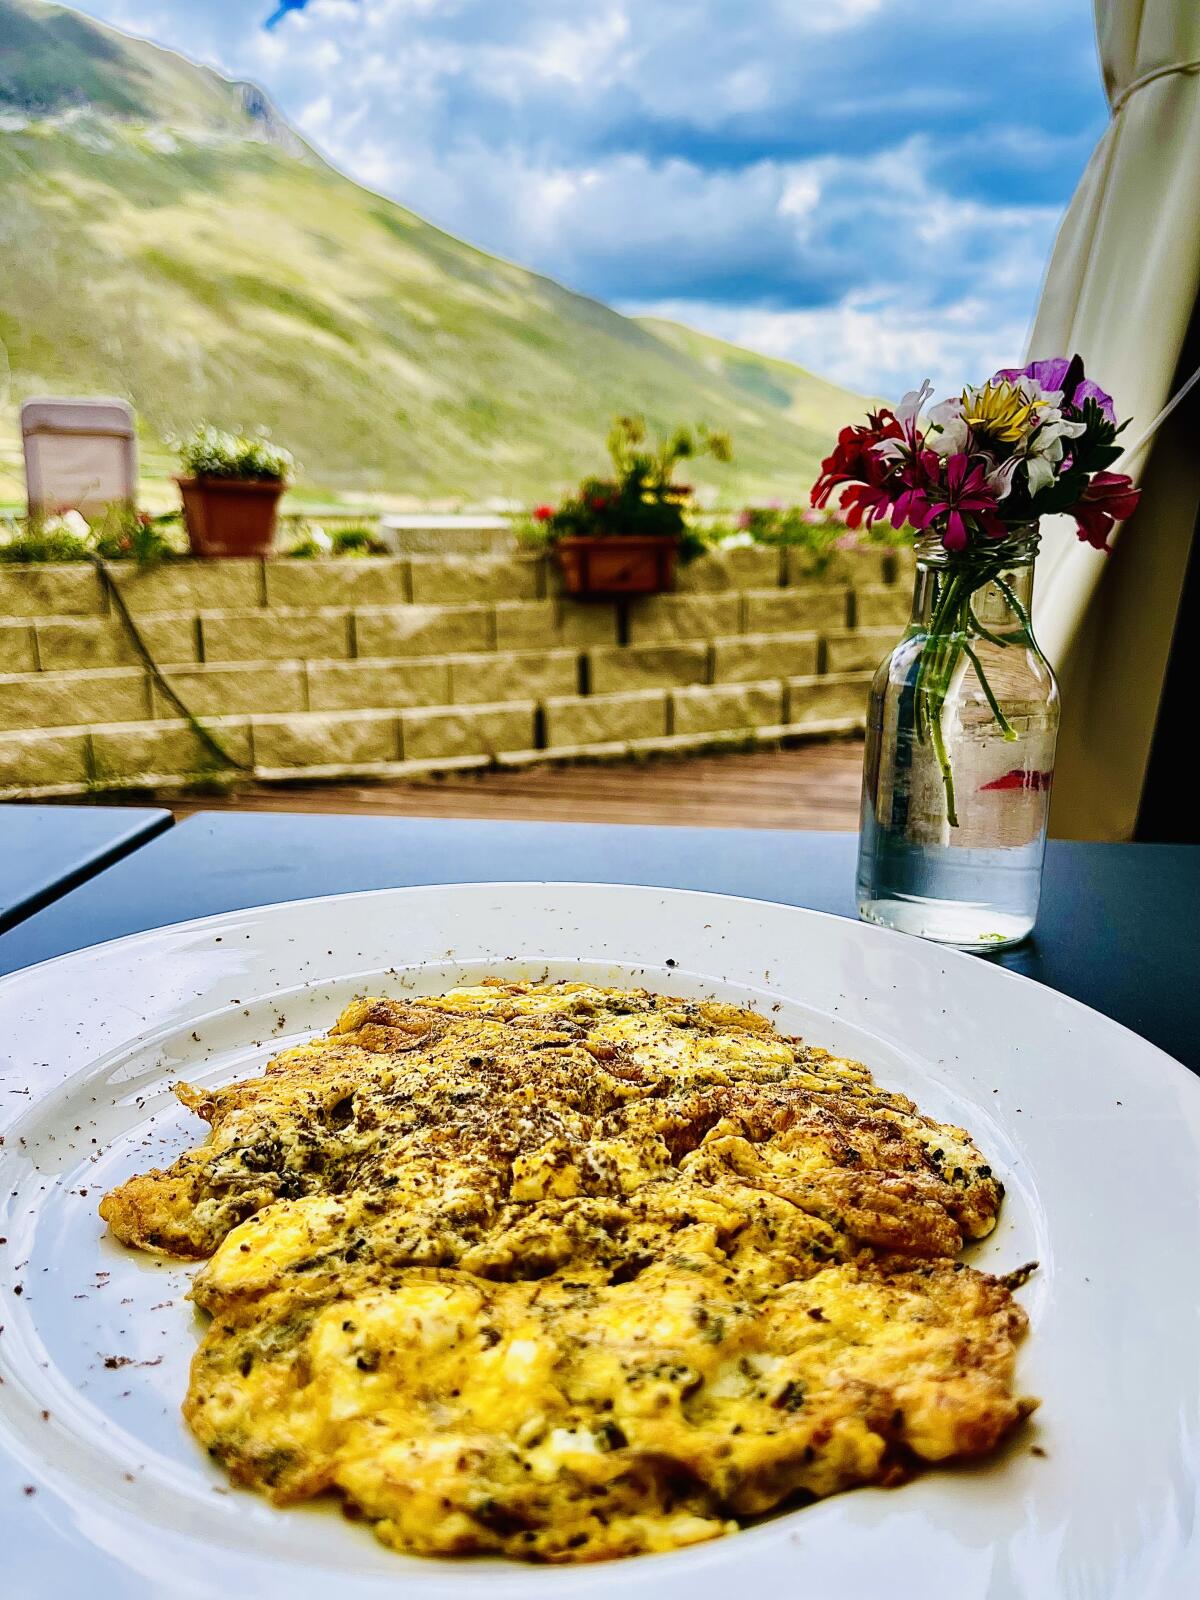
top-left (638, 318), bottom-right (873, 439)
top-left (0, 0), bottom-right (862, 506)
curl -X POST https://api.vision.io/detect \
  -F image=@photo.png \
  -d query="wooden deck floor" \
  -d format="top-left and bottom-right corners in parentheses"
top-left (166, 737), bottom-right (865, 831)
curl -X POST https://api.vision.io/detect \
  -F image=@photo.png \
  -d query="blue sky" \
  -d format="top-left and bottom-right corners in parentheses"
top-left (71, 0), bottom-right (1107, 397)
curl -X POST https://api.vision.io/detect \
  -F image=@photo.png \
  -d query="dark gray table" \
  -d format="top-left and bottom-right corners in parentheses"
top-left (0, 810), bottom-right (1195, 1071)
top-left (0, 802), bottom-right (172, 934)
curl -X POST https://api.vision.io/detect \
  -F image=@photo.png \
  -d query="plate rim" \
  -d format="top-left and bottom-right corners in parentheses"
top-left (1, 877), bottom-right (1193, 1095)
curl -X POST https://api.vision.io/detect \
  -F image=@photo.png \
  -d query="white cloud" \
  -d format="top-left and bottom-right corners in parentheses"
top-left (628, 294), bottom-right (1035, 400)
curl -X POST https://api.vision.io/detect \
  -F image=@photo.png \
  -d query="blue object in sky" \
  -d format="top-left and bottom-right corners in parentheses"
top-left (264, 0), bottom-right (312, 28)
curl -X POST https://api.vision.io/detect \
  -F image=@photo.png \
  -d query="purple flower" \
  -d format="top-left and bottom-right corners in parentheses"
top-left (1071, 378), bottom-right (1116, 421)
top-left (993, 356), bottom-right (1115, 422)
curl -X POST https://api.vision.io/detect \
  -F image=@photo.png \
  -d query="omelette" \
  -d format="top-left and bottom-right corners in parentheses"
top-left (100, 981), bottom-right (1035, 1562)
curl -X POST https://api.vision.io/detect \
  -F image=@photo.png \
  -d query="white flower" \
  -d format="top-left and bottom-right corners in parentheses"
top-left (1015, 410), bottom-right (1087, 496)
top-left (897, 379), bottom-right (934, 427)
top-left (985, 456), bottom-right (1021, 501)
top-left (927, 398), bottom-right (969, 458)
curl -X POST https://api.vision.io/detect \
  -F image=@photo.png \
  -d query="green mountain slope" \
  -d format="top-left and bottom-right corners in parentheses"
top-left (637, 317), bottom-right (873, 438)
top-left (0, 0), bottom-right (861, 504)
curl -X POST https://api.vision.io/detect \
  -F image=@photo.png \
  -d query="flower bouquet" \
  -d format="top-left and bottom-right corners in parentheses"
top-left (814, 356), bottom-right (1141, 948)
top-left (813, 356), bottom-right (1140, 826)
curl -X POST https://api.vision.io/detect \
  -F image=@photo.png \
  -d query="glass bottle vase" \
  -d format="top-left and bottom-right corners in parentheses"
top-left (856, 527), bottom-right (1059, 949)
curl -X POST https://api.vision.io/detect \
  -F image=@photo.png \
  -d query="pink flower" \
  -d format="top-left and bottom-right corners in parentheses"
top-left (931, 454), bottom-right (1005, 551)
top-left (1069, 471), bottom-right (1140, 551)
top-left (889, 448), bottom-right (940, 530)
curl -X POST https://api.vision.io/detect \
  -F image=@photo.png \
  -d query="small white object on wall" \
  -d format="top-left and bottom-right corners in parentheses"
top-left (21, 395), bottom-right (138, 516)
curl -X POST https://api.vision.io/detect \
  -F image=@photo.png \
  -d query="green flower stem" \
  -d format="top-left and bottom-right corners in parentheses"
top-left (962, 640), bottom-right (1017, 739)
top-left (914, 569), bottom-right (963, 745)
top-left (916, 570), bottom-right (969, 825)
top-left (912, 558), bottom-right (1032, 828)
top-left (993, 574), bottom-right (1035, 645)
top-left (966, 603), bottom-right (1011, 649)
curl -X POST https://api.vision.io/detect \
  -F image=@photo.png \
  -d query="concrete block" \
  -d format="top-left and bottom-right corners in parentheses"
top-left (676, 547), bottom-right (783, 592)
top-left (786, 671), bottom-right (874, 724)
top-left (854, 584), bottom-right (911, 628)
top-left (402, 701), bottom-right (536, 762)
top-left (890, 545), bottom-right (916, 580)
top-left (307, 658), bottom-right (450, 712)
top-left (543, 689), bottom-right (667, 748)
top-left (355, 604), bottom-right (491, 658)
top-left (824, 628), bottom-right (896, 674)
top-left (408, 557), bottom-right (542, 605)
top-left (625, 593), bottom-right (740, 644)
top-left (711, 632), bottom-right (819, 683)
top-left (743, 587), bottom-right (850, 633)
top-left (201, 609), bottom-right (351, 663)
top-left (91, 718), bottom-right (252, 782)
top-left (108, 560), bottom-right (263, 614)
top-left (783, 547), bottom-right (850, 586)
top-left (588, 642), bottom-right (709, 693)
top-left (0, 667), bottom-right (150, 731)
top-left (35, 615), bottom-right (199, 670)
top-left (0, 564), bottom-right (104, 617)
top-left (450, 650), bottom-right (578, 704)
top-left (265, 559), bottom-right (410, 609)
top-left (494, 600), bottom-right (618, 651)
top-left (842, 546), bottom-right (893, 586)
top-left (251, 709), bottom-right (399, 769)
top-left (0, 623), bottom-right (38, 673)
top-left (152, 662), bottom-right (307, 719)
top-left (671, 680), bottom-right (784, 735)
top-left (0, 727), bottom-right (91, 791)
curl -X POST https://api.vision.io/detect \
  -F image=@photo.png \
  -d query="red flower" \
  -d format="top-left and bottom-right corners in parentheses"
top-left (587, 495), bottom-right (609, 512)
top-left (1070, 471), bottom-right (1140, 551)
top-left (811, 411), bottom-right (903, 510)
top-left (982, 768), bottom-right (1053, 792)
top-left (532, 504), bottom-right (554, 522)
top-left (839, 475), bottom-right (891, 529)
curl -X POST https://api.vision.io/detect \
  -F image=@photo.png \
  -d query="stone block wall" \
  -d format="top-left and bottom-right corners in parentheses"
top-left (0, 545), bottom-right (913, 796)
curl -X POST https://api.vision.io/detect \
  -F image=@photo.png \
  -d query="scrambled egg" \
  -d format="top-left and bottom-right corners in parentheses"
top-left (100, 981), bottom-right (1034, 1562)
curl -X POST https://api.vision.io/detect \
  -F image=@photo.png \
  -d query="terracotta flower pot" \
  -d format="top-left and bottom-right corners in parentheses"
top-left (177, 476), bottom-right (284, 558)
top-left (555, 534), bottom-right (677, 599)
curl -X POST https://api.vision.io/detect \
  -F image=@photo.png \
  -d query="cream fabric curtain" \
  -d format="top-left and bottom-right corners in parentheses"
top-left (1028, 0), bottom-right (1200, 840)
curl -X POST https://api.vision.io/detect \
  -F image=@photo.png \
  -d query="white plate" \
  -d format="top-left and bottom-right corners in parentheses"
top-left (0, 882), bottom-right (1198, 1600)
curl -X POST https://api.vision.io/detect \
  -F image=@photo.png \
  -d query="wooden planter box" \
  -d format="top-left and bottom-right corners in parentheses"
top-left (177, 476), bottom-right (284, 558)
top-left (555, 534), bottom-right (677, 599)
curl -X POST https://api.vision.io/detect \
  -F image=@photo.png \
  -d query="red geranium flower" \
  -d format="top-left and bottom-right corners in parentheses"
top-left (889, 447), bottom-right (940, 530)
top-left (928, 454), bottom-right (1005, 551)
top-left (811, 410), bottom-right (903, 510)
top-left (1069, 471), bottom-right (1140, 551)
top-left (532, 504), bottom-right (554, 522)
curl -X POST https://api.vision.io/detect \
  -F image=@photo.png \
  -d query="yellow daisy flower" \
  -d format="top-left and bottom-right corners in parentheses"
top-left (960, 382), bottom-right (1041, 443)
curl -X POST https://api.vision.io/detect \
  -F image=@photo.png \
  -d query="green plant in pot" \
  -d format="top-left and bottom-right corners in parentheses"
top-left (176, 427), bottom-right (294, 559)
top-left (529, 415), bottom-right (732, 598)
